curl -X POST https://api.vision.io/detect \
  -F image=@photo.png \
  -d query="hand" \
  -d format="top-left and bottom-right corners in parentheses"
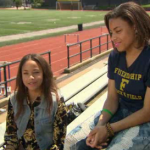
top-left (86, 125), bottom-right (109, 149)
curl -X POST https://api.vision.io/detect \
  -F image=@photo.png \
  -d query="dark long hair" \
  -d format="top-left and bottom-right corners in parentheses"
top-left (104, 2), bottom-right (150, 48)
top-left (15, 54), bottom-right (58, 118)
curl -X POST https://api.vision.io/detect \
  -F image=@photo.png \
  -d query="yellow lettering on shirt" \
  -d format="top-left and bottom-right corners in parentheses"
top-left (114, 68), bottom-right (142, 80)
top-left (116, 90), bottom-right (142, 100)
top-left (120, 78), bottom-right (129, 91)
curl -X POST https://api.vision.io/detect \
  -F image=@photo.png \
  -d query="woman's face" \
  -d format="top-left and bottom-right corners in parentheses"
top-left (109, 17), bottom-right (136, 52)
top-left (22, 60), bottom-right (43, 93)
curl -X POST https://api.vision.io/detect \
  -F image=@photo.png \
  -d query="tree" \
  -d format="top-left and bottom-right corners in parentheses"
top-left (13, 0), bottom-right (22, 9)
top-left (31, 0), bottom-right (43, 7)
top-left (0, 0), bottom-right (13, 7)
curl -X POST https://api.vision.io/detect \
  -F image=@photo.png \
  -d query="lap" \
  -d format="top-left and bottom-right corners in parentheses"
top-left (107, 122), bottom-right (150, 150)
top-left (68, 104), bottom-right (150, 150)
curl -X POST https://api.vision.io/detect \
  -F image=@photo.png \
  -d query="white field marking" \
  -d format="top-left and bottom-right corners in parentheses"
top-left (67, 17), bottom-right (81, 19)
top-left (47, 19), bottom-right (60, 21)
top-left (11, 22), bottom-right (32, 24)
top-left (86, 15), bottom-right (96, 17)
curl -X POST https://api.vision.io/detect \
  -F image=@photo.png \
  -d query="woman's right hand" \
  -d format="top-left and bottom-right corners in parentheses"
top-left (86, 124), bottom-right (109, 149)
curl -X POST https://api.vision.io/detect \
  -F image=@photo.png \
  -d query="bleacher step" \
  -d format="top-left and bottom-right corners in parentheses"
top-left (60, 66), bottom-right (107, 101)
top-left (66, 73), bottom-right (108, 105)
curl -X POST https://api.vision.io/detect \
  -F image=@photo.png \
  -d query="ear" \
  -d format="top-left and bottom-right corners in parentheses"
top-left (133, 25), bottom-right (138, 34)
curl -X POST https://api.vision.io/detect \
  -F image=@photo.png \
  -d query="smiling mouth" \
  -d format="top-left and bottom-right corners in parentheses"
top-left (28, 82), bottom-right (36, 85)
top-left (114, 43), bottom-right (120, 47)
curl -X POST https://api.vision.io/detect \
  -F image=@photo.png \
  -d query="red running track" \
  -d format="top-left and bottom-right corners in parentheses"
top-left (0, 26), bottom-right (112, 91)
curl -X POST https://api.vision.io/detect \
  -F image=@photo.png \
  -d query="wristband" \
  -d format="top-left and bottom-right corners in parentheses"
top-left (105, 122), bottom-right (114, 137)
top-left (102, 109), bottom-right (113, 117)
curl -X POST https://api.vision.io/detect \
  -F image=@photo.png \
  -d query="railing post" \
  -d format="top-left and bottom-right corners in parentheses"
top-left (67, 45), bottom-right (70, 68)
top-left (8, 65), bottom-right (10, 81)
top-left (3, 65), bottom-right (8, 97)
top-left (77, 34), bottom-right (79, 43)
top-left (65, 34), bottom-right (66, 43)
top-left (80, 43), bottom-right (82, 63)
top-left (99, 36), bottom-right (101, 54)
top-left (90, 39), bottom-right (92, 58)
top-left (107, 34), bottom-right (109, 50)
top-left (0, 68), bottom-right (1, 82)
top-left (48, 51), bottom-right (51, 65)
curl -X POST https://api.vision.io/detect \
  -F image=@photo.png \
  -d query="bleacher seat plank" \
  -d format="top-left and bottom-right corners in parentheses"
top-left (60, 66), bottom-right (107, 101)
top-left (0, 122), bottom-right (6, 148)
top-left (66, 73), bottom-right (108, 105)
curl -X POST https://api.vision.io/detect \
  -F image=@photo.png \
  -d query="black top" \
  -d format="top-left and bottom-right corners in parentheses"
top-left (108, 46), bottom-right (150, 112)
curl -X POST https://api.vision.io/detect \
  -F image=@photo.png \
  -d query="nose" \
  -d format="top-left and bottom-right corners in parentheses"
top-left (111, 34), bottom-right (117, 42)
top-left (29, 74), bottom-right (34, 79)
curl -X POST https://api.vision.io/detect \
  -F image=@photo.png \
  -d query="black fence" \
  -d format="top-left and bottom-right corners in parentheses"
top-left (0, 51), bottom-right (51, 99)
top-left (67, 33), bottom-right (112, 68)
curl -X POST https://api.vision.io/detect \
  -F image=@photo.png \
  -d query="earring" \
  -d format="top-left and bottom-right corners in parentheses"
top-left (135, 29), bottom-right (138, 34)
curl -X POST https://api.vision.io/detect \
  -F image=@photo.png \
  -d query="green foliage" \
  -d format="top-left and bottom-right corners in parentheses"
top-left (13, 0), bottom-right (22, 9)
top-left (0, 0), bottom-right (13, 7)
top-left (142, 4), bottom-right (150, 8)
top-left (31, 0), bottom-right (44, 8)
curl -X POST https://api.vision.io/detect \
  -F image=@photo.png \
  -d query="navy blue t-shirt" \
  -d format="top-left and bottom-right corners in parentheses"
top-left (108, 46), bottom-right (150, 112)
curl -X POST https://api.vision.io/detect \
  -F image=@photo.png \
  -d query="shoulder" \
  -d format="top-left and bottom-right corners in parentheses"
top-left (51, 92), bottom-right (58, 111)
top-left (144, 46), bottom-right (150, 57)
top-left (9, 91), bottom-right (17, 105)
top-left (142, 46), bottom-right (150, 66)
top-left (109, 50), bottom-right (120, 60)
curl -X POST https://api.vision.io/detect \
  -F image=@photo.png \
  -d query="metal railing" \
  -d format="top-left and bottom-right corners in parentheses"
top-left (67, 33), bottom-right (112, 68)
top-left (0, 51), bottom-right (51, 99)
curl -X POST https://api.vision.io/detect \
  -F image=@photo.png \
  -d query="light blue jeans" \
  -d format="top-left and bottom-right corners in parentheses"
top-left (74, 101), bottom-right (150, 150)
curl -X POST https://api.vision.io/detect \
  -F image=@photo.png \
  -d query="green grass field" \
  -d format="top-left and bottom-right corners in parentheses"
top-left (0, 9), bottom-right (107, 36)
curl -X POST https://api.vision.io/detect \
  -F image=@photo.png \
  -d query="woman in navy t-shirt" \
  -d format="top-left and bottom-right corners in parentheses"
top-left (76, 2), bottom-right (150, 150)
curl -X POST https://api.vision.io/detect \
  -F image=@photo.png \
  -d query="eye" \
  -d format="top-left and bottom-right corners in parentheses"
top-left (116, 30), bottom-right (121, 33)
top-left (33, 72), bottom-right (39, 74)
top-left (23, 72), bottom-right (28, 75)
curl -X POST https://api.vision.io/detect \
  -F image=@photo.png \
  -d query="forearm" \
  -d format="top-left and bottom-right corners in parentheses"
top-left (111, 108), bottom-right (150, 133)
top-left (97, 98), bottom-right (119, 126)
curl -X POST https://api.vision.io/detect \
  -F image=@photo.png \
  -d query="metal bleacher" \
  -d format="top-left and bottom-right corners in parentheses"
top-left (61, 65), bottom-right (107, 103)
top-left (65, 93), bottom-right (107, 150)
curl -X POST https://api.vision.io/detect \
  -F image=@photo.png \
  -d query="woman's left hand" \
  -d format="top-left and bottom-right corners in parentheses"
top-left (86, 125), bottom-right (109, 149)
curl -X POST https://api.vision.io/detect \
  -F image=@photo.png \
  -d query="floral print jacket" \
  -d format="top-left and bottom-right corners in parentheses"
top-left (5, 97), bottom-right (68, 150)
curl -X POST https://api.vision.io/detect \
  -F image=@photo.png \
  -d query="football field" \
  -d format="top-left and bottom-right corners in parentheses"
top-left (0, 9), bottom-right (108, 36)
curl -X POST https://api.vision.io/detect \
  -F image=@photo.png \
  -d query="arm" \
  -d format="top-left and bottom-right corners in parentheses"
top-left (97, 79), bottom-right (119, 126)
top-left (98, 51), bottom-right (119, 125)
top-left (111, 86), bottom-right (150, 133)
top-left (49, 100), bottom-right (68, 150)
top-left (86, 79), bottom-right (119, 148)
top-left (5, 99), bottom-right (19, 150)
